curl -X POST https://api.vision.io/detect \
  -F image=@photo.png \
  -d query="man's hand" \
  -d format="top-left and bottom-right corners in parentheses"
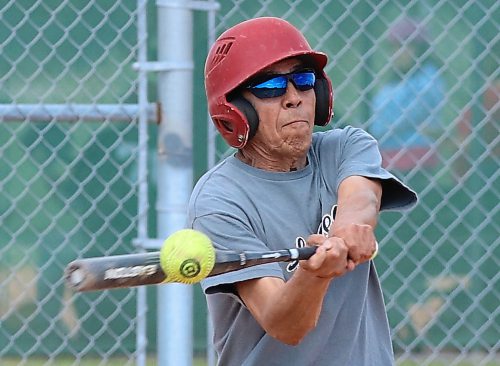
top-left (300, 234), bottom-right (355, 278)
top-left (331, 223), bottom-right (378, 264)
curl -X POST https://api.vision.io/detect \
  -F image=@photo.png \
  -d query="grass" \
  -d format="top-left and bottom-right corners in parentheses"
top-left (398, 362), bottom-right (500, 366)
top-left (0, 357), bottom-right (206, 366)
top-left (2, 356), bottom-right (499, 366)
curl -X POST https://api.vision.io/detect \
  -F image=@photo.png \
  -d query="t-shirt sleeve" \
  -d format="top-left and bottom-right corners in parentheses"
top-left (335, 126), bottom-right (418, 211)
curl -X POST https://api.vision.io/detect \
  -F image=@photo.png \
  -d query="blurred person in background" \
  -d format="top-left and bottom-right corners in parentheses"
top-left (455, 51), bottom-right (499, 177)
top-left (370, 16), bottom-right (445, 189)
top-left (368, 16), bottom-right (447, 347)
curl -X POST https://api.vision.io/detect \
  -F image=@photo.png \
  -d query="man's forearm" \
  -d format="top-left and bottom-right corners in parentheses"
top-left (237, 268), bottom-right (331, 345)
top-left (329, 176), bottom-right (382, 263)
top-left (260, 268), bottom-right (331, 345)
top-left (331, 176), bottom-right (382, 232)
top-left (332, 189), bottom-right (380, 231)
top-left (237, 237), bottom-right (350, 345)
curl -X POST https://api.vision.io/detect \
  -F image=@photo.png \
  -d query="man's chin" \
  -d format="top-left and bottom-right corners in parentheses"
top-left (284, 137), bottom-right (312, 156)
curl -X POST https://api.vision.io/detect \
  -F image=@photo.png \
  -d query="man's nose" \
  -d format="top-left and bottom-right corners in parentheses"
top-left (283, 81), bottom-right (302, 108)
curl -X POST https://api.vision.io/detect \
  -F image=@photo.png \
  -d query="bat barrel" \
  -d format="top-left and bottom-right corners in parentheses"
top-left (65, 262), bottom-right (89, 290)
top-left (65, 253), bottom-right (166, 292)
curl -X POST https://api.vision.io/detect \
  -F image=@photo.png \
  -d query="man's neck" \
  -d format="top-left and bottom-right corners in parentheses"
top-left (236, 150), bottom-right (308, 172)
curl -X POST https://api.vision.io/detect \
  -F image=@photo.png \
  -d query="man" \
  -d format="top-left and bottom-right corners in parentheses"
top-left (188, 17), bottom-right (417, 365)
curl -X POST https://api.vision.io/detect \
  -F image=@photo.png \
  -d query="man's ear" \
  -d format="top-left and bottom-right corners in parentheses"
top-left (230, 96), bottom-right (260, 141)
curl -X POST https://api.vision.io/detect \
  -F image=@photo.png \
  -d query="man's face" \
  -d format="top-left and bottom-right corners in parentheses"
top-left (242, 58), bottom-right (316, 161)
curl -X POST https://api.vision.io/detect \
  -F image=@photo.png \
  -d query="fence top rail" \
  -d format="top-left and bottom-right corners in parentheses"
top-left (0, 103), bottom-right (158, 123)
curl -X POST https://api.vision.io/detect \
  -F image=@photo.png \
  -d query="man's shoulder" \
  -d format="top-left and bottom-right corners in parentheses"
top-left (189, 157), bottom-right (249, 218)
top-left (312, 126), bottom-right (371, 147)
top-left (191, 155), bottom-right (255, 204)
top-left (194, 157), bottom-right (237, 193)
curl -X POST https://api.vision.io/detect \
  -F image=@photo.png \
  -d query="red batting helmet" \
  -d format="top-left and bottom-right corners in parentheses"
top-left (205, 17), bottom-right (334, 148)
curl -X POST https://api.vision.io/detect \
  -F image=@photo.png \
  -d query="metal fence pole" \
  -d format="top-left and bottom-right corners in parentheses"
top-left (136, 1), bottom-right (150, 366)
top-left (156, 1), bottom-right (194, 365)
top-left (206, 2), bottom-right (218, 171)
top-left (206, 4), bottom-right (218, 365)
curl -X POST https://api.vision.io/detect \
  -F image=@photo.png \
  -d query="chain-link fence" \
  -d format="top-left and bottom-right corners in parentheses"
top-left (1, 0), bottom-right (498, 365)
top-left (0, 0), bottom-right (158, 363)
top-left (211, 1), bottom-right (499, 363)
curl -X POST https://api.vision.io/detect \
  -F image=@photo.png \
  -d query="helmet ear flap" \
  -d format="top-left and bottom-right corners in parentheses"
top-left (314, 77), bottom-right (333, 126)
top-left (230, 96), bottom-right (260, 142)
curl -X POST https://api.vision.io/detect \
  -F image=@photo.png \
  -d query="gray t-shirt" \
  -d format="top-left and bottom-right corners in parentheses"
top-left (188, 127), bottom-right (417, 366)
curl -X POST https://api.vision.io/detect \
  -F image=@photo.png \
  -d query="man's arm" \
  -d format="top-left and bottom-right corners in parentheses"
top-left (330, 175), bottom-right (382, 264)
top-left (234, 175), bottom-right (381, 346)
top-left (235, 235), bottom-right (352, 345)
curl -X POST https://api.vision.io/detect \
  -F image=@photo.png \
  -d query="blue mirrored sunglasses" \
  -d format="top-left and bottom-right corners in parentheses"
top-left (246, 70), bottom-right (316, 99)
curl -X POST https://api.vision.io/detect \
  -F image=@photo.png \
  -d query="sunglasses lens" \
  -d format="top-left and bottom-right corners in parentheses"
top-left (247, 71), bottom-right (316, 99)
top-left (248, 76), bottom-right (288, 98)
top-left (292, 72), bottom-right (316, 91)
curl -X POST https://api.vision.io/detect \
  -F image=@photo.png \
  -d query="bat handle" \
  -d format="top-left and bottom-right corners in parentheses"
top-left (295, 246), bottom-right (318, 260)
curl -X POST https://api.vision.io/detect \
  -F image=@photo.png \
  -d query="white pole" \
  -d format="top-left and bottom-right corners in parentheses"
top-left (206, 3), bottom-right (217, 170)
top-left (136, 1), bottom-right (149, 366)
top-left (136, 0), bottom-right (148, 366)
top-left (206, 5), bottom-right (218, 366)
top-left (156, 1), bottom-right (194, 365)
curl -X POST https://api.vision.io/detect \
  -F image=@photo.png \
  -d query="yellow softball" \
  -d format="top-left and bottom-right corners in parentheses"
top-left (160, 229), bottom-right (215, 284)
